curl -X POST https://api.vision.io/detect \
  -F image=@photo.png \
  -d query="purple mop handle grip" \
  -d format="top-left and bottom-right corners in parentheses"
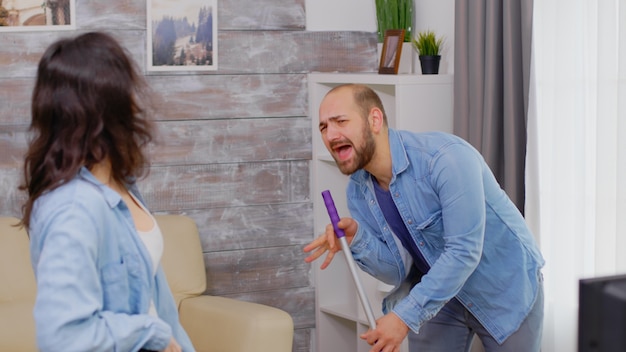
top-left (321, 190), bottom-right (345, 238)
top-left (320, 189), bottom-right (378, 329)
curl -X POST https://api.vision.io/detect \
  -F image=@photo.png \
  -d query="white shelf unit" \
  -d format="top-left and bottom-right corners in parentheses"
top-left (309, 72), bottom-right (454, 352)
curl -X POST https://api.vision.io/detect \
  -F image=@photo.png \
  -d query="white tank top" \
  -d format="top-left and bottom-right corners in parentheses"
top-left (130, 193), bottom-right (163, 317)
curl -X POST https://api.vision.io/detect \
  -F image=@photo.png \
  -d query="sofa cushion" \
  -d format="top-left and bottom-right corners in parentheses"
top-left (156, 214), bottom-right (207, 307)
top-left (0, 217), bottom-right (36, 304)
top-left (0, 217), bottom-right (37, 351)
top-left (179, 295), bottom-right (294, 352)
top-left (0, 302), bottom-right (37, 351)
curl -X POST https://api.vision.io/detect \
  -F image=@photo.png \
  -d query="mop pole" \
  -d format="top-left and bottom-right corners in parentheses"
top-left (322, 190), bottom-right (377, 329)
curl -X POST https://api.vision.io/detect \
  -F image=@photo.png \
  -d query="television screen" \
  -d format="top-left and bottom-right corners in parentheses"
top-left (579, 273), bottom-right (626, 352)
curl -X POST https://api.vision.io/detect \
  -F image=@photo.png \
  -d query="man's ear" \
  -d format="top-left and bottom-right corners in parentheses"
top-left (369, 107), bottom-right (385, 133)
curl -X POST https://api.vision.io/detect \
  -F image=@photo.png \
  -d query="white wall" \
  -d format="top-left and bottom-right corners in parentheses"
top-left (305, 0), bottom-right (455, 73)
top-left (305, 0), bottom-right (377, 32)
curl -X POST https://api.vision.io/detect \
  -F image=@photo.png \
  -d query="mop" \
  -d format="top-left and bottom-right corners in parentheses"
top-left (322, 190), bottom-right (377, 329)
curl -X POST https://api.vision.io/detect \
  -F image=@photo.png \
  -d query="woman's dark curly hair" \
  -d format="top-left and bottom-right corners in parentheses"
top-left (20, 32), bottom-right (155, 228)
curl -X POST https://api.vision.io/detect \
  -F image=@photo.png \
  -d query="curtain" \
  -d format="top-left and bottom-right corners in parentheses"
top-left (527, 0), bottom-right (626, 350)
top-left (454, 0), bottom-right (533, 213)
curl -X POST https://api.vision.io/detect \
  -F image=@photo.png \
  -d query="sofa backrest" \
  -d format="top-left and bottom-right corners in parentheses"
top-left (0, 216), bottom-right (38, 351)
top-left (0, 217), bottom-right (36, 304)
top-left (156, 214), bottom-right (207, 307)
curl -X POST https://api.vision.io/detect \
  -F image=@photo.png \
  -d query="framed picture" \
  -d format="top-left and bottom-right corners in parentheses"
top-left (0, 0), bottom-right (76, 32)
top-left (378, 29), bottom-right (405, 74)
top-left (147, 0), bottom-right (218, 72)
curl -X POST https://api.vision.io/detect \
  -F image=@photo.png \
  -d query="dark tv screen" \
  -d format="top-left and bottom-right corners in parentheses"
top-left (579, 274), bottom-right (626, 352)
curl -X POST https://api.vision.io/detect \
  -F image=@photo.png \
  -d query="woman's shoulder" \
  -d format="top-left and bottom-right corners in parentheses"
top-left (39, 177), bottom-right (104, 206)
top-left (30, 177), bottom-right (110, 230)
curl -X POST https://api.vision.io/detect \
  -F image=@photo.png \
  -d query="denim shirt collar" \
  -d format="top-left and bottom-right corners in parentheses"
top-left (350, 128), bottom-right (409, 186)
top-left (388, 128), bottom-right (410, 178)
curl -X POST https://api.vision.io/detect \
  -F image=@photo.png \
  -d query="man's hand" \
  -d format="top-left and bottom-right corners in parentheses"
top-left (303, 217), bottom-right (358, 269)
top-left (360, 313), bottom-right (409, 352)
top-left (160, 337), bottom-right (181, 352)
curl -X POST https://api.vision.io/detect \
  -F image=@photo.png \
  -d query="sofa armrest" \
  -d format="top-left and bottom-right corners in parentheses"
top-left (178, 295), bottom-right (293, 352)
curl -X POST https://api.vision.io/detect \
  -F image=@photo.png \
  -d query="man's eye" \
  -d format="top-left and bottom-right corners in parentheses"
top-left (319, 126), bottom-right (326, 132)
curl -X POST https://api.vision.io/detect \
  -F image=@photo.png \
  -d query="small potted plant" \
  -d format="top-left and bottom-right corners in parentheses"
top-left (412, 30), bottom-right (444, 74)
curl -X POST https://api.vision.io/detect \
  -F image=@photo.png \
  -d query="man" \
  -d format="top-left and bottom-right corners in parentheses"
top-left (304, 84), bottom-right (544, 352)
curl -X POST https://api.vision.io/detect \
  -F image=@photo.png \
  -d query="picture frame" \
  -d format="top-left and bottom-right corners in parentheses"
top-left (0, 0), bottom-right (76, 32)
top-left (378, 29), bottom-right (406, 75)
top-left (147, 0), bottom-right (218, 72)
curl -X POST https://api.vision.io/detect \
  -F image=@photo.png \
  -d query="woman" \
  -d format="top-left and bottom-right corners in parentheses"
top-left (20, 32), bottom-right (195, 352)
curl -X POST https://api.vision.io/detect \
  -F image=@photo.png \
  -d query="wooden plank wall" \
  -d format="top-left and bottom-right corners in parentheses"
top-left (0, 1), bottom-right (378, 351)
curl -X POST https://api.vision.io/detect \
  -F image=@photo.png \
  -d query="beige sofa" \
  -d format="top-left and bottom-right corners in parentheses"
top-left (0, 215), bottom-right (294, 352)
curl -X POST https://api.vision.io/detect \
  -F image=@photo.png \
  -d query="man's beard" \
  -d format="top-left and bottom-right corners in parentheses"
top-left (334, 126), bottom-right (376, 175)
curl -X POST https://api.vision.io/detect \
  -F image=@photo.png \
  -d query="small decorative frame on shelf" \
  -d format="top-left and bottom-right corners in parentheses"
top-left (147, 0), bottom-right (218, 72)
top-left (378, 29), bottom-right (405, 75)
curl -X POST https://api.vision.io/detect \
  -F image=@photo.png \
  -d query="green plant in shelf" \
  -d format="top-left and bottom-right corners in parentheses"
top-left (375, 0), bottom-right (413, 42)
top-left (412, 30), bottom-right (444, 56)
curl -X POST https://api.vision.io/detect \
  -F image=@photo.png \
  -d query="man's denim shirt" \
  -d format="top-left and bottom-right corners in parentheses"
top-left (29, 167), bottom-right (194, 352)
top-left (347, 129), bottom-right (545, 344)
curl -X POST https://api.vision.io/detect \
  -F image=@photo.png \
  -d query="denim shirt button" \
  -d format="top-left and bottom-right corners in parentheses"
top-left (407, 219), bottom-right (413, 224)
top-left (419, 241), bottom-right (425, 246)
top-left (394, 192), bottom-right (400, 197)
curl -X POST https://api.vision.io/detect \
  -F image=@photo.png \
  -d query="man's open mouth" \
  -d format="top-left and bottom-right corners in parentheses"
top-left (332, 143), bottom-right (353, 161)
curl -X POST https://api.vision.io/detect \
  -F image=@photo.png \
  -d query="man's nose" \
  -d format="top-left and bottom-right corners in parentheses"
top-left (325, 124), bottom-right (341, 141)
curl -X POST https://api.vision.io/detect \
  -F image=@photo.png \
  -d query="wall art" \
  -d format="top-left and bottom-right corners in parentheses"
top-left (147, 0), bottom-right (218, 71)
top-left (0, 0), bottom-right (75, 32)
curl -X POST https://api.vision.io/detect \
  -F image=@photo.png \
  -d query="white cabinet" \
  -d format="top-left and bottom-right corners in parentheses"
top-left (309, 72), bottom-right (453, 352)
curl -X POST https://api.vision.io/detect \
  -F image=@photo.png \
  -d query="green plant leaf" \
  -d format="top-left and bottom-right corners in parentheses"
top-left (412, 30), bottom-right (444, 56)
top-left (375, 0), bottom-right (413, 42)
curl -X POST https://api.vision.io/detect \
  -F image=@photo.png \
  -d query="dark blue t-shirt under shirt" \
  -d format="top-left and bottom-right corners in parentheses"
top-left (373, 178), bottom-right (430, 274)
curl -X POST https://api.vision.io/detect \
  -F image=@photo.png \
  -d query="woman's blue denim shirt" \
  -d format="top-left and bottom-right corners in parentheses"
top-left (347, 129), bottom-right (545, 344)
top-left (28, 167), bottom-right (195, 352)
